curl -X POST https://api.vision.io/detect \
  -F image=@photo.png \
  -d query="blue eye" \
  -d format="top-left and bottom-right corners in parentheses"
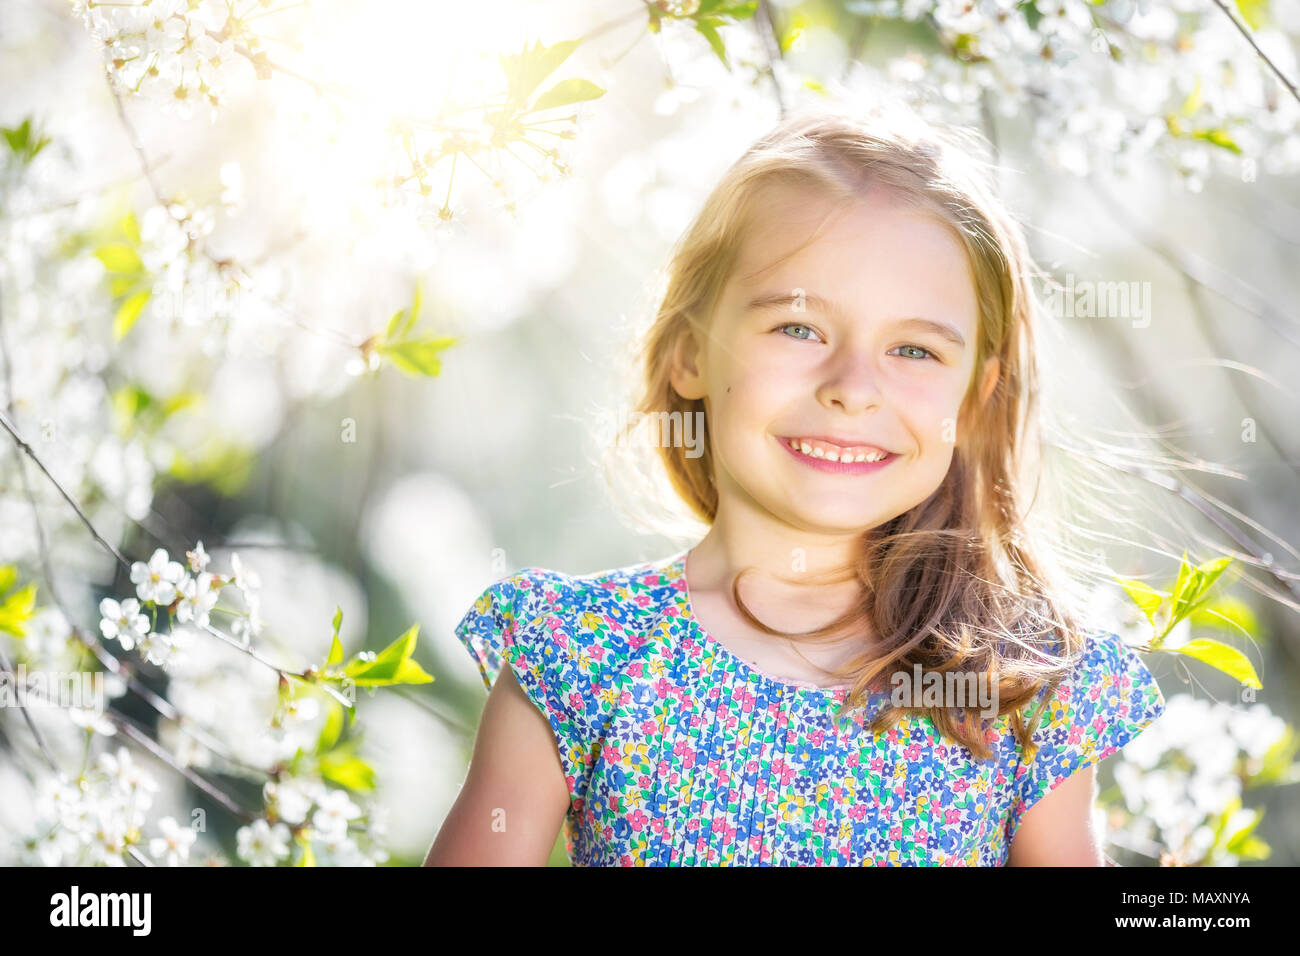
top-left (777, 324), bottom-right (823, 342)
top-left (891, 344), bottom-right (935, 360)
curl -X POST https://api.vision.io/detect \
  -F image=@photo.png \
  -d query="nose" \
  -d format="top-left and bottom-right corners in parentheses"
top-left (815, 348), bottom-right (883, 414)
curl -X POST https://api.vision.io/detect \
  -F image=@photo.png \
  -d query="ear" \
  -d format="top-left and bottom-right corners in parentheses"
top-left (668, 323), bottom-right (708, 401)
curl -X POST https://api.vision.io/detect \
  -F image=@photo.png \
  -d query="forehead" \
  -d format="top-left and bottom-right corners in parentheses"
top-left (726, 182), bottom-right (979, 329)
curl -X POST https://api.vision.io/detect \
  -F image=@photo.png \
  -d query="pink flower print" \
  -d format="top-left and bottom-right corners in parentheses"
top-left (588, 644), bottom-right (605, 663)
top-left (749, 834), bottom-right (763, 853)
top-left (890, 825), bottom-right (902, 841)
top-left (946, 808), bottom-right (962, 824)
top-left (904, 743), bottom-right (922, 761)
top-left (718, 820), bottom-right (738, 844)
top-left (628, 809), bottom-right (649, 831)
top-left (568, 691), bottom-right (584, 712)
top-left (1092, 715), bottom-right (1107, 735)
top-left (870, 756), bottom-right (884, 773)
top-left (641, 718), bottom-right (659, 737)
top-left (1068, 723), bottom-right (1085, 745)
top-left (814, 818), bottom-right (828, 835)
top-left (654, 678), bottom-right (672, 699)
top-left (847, 751), bottom-right (860, 768)
top-left (849, 804), bottom-right (868, 822)
top-left (953, 778), bottom-right (969, 794)
top-left (810, 730), bottom-right (826, 747)
top-left (634, 593), bottom-right (652, 607)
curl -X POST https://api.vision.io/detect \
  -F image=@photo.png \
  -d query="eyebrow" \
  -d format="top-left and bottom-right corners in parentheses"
top-left (745, 291), bottom-right (968, 350)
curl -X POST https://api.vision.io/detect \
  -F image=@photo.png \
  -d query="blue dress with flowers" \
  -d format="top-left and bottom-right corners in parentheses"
top-left (454, 550), bottom-right (1166, 865)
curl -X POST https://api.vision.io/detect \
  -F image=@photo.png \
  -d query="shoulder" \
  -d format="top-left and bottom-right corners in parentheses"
top-left (479, 554), bottom-right (682, 622)
top-left (1034, 628), bottom-right (1166, 728)
top-left (1017, 627), bottom-right (1167, 777)
top-left (460, 554), bottom-right (684, 670)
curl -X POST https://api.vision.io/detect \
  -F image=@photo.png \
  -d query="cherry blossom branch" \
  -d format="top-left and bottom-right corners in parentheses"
top-left (0, 408), bottom-right (131, 571)
top-left (111, 711), bottom-right (256, 822)
top-left (1210, 0), bottom-right (1300, 107)
top-left (1085, 173), bottom-right (1300, 351)
top-left (755, 0), bottom-right (788, 116)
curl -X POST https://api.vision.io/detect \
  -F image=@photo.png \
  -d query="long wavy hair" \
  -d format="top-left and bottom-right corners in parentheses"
top-left (600, 102), bottom-right (1186, 760)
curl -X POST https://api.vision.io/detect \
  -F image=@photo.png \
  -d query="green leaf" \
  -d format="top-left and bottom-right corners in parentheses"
top-left (697, 0), bottom-right (758, 18)
top-left (94, 243), bottom-right (143, 275)
top-left (114, 289), bottom-right (151, 341)
top-left (531, 78), bottom-right (606, 112)
top-left (319, 742), bottom-right (376, 792)
top-left (1188, 595), bottom-right (1259, 638)
top-left (1168, 637), bottom-right (1261, 688)
top-left (1190, 128), bottom-right (1242, 154)
top-left (109, 275), bottom-right (137, 297)
top-left (499, 38), bottom-right (582, 107)
top-left (295, 831), bottom-right (316, 866)
top-left (1248, 727), bottom-right (1300, 788)
top-left (694, 18), bottom-right (730, 69)
top-left (0, 581), bottom-right (37, 638)
top-left (376, 337), bottom-right (457, 378)
top-left (168, 442), bottom-right (255, 496)
top-left (408, 278), bottom-right (423, 333)
top-left (120, 211), bottom-right (141, 246)
top-left (1222, 808), bottom-right (1268, 859)
top-left (1168, 554), bottom-right (1232, 633)
top-left (316, 699), bottom-right (345, 754)
top-left (344, 624), bottom-right (434, 686)
top-left (327, 606), bottom-right (344, 666)
top-left (1, 117), bottom-right (51, 164)
top-left (1117, 578), bottom-right (1163, 626)
top-left (0, 565), bottom-right (18, 596)
top-left (1235, 0), bottom-right (1270, 30)
top-left (384, 309), bottom-right (406, 341)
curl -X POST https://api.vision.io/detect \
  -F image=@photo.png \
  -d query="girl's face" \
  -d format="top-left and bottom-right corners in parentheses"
top-left (671, 183), bottom-right (999, 538)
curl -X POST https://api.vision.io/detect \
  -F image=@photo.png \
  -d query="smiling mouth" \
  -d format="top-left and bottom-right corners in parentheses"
top-left (781, 437), bottom-right (893, 463)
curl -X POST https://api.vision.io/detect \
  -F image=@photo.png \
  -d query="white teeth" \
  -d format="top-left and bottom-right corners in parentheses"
top-left (789, 439), bottom-right (889, 463)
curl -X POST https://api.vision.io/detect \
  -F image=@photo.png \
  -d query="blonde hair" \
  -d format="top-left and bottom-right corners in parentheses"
top-left (600, 102), bottom-right (1198, 760)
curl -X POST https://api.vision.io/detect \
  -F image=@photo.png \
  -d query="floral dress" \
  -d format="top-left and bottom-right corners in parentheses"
top-left (453, 550), bottom-right (1166, 866)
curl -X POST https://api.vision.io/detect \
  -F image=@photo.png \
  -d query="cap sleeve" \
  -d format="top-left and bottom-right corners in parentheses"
top-left (1006, 629), bottom-right (1166, 843)
top-left (454, 569), bottom-right (593, 808)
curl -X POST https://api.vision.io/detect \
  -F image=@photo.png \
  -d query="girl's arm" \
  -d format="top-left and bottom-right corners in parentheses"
top-left (1006, 763), bottom-right (1106, 866)
top-left (423, 665), bottom-right (571, 866)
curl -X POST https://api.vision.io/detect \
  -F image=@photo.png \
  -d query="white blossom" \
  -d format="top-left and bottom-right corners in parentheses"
top-left (236, 819), bottom-right (293, 866)
top-left (98, 597), bottom-right (150, 651)
top-left (131, 547), bottom-right (186, 606)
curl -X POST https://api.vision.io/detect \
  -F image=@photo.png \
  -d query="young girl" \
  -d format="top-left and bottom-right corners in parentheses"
top-left (425, 103), bottom-right (1167, 867)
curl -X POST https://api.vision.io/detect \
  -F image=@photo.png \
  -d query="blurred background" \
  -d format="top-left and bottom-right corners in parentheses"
top-left (1, 0), bottom-right (1299, 866)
